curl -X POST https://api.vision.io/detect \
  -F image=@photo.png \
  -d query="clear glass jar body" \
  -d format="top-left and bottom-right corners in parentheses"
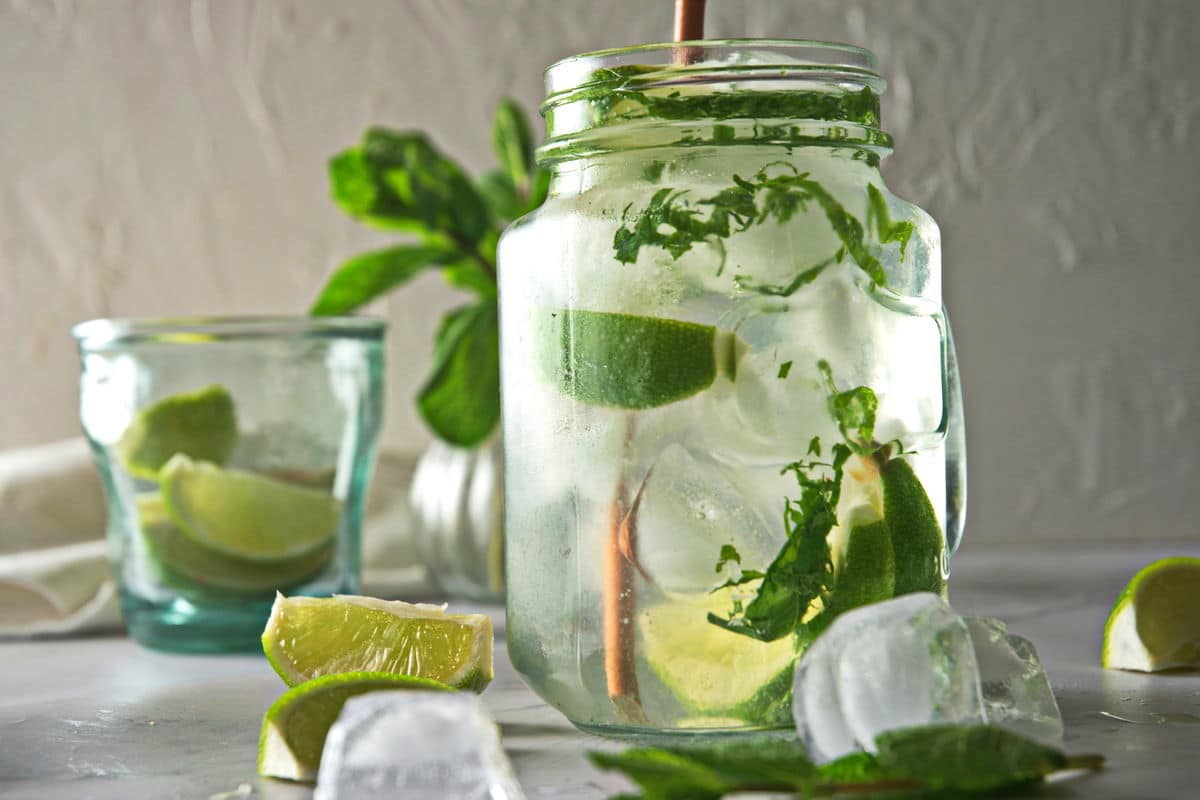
top-left (73, 317), bottom-right (385, 652)
top-left (500, 41), bottom-right (965, 735)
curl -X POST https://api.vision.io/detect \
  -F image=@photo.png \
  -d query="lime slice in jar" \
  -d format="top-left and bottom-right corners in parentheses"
top-left (540, 309), bottom-right (745, 409)
top-left (116, 384), bottom-right (238, 480)
top-left (881, 457), bottom-right (945, 597)
top-left (160, 454), bottom-right (340, 562)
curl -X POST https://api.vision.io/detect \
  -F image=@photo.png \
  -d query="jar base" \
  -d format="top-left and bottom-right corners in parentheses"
top-left (572, 719), bottom-right (793, 741)
top-left (121, 593), bottom-right (276, 654)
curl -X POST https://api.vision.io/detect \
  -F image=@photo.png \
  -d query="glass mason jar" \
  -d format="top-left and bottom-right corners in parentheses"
top-left (499, 40), bottom-right (966, 735)
top-left (72, 317), bottom-right (385, 652)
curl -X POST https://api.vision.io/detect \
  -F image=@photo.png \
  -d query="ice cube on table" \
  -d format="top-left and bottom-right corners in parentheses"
top-left (314, 691), bottom-right (526, 800)
top-left (965, 616), bottom-right (1064, 747)
top-left (792, 594), bottom-right (1065, 763)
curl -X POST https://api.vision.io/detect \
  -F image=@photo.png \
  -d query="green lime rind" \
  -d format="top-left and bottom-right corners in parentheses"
top-left (828, 518), bottom-right (896, 615)
top-left (261, 594), bottom-right (494, 692)
top-left (1102, 556), bottom-right (1200, 672)
top-left (137, 495), bottom-right (332, 594)
top-left (539, 308), bottom-right (741, 409)
top-left (881, 457), bottom-right (946, 597)
top-left (639, 594), bottom-right (796, 718)
top-left (116, 385), bottom-right (237, 480)
top-left (160, 455), bottom-right (340, 562)
top-left (257, 671), bottom-right (453, 782)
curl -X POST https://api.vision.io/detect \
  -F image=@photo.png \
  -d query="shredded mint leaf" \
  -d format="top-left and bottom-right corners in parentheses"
top-left (867, 183), bottom-right (916, 261)
top-left (491, 97), bottom-right (536, 191)
top-left (777, 361), bottom-right (793, 379)
top-left (310, 244), bottom-right (461, 316)
top-left (715, 544), bottom-right (741, 573)
top-left (806, 436), bottom-right (821, 457)
top-left (818, 360), bottom-right (879, 452)
top-left (417, 302), bottom-right (500, 447)
top-left (641, 160), bottom-right (667, 183)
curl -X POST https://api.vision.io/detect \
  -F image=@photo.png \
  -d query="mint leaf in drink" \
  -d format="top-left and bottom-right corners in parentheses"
top-left (777, 360), bottom-right (792, 379)
top-left (818, 360), bottom-right (878, 451)
top-left (590, 727), bottom-right (1103, 799)
top-left (310, 244), bottom-right (462, 316)
top-left (867, 184), bottom-right (915, 260)
top-left (491, 97), bottom-right (536, 192)
top-left (714, 544), bottom-right (741, 573)
top-left (417, 302), bottom-right (500, 447)
top-left (709, 444), bottom-right (850, 642)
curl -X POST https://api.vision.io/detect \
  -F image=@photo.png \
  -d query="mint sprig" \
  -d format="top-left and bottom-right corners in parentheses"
top-left (589, 725), bottom-right (1104, 799)
top-left (314, 100), bottom-right (548, 447)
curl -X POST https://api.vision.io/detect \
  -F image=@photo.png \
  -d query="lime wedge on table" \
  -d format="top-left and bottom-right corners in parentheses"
top-left (160, 454), bottom-right (340, 562)
top-left (262, 594), bottom-right (494, 692)
top-left (881, 457), bottom-right (946, 597)
top-left (1102, 557), bottom-right (1200, 672)
top-left (258, 671), bottom-right (451, 782)
top-left (138, 495), bottom-right (331, 593)
top-left (541, 309), bottom-right (744, 409)
top-left (639, 590), bottom-right (796, 720)
top-left (117, 385), bottom-right (237, 479)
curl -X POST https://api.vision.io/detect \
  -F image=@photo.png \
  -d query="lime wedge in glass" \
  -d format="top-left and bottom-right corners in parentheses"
top-left (160, 454), bottom-right (340, 562)
top-left (881, 457), bottom-right (945, 597)
top-left (827, 508), bottom-right (895, 616)
top-left (137, 495), bottom-right (331, 593)
top-left (116, 385), bottom-right (238, 480)
top-left (262, 594), bottom-right (494, 692)
top-left (1103, 556), bottom-right (1200, 672)
top-left (540, 309), bottom-right (744, 409)
top-left (639, 589), bottom-right (796, 718)
top-left (257, 671), bottom-right (451, 782)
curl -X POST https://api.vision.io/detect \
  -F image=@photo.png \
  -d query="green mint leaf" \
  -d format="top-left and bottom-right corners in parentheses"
top-left (417, 302), bottom-right (500, 446)
top-left (477, 169), bottom-right (524, 222)
top-left (818, 360), bottom-right (878, 451)
top-left (867, 183), bottom-right (915, 260)
top-left (526, 167), bottom-right (552, 212)
top-left (310, 244), bottom-right (460, 316)
top-left (491, 97), bottom-right (536, 191)
top-left (641, 160), bottom-right (667, 183)
top-left (777, 361), bottom-right (793, 379)
top-left (589, 739), bottom-right (814, 800)
top-left (328, 148), bottom-right (430, 234)
top-left (806, 436), bottom-right (821, 457)
top-left (715, 543), bottom-right (741, 572)
top-left (362, 128), bottom-right (492, 247)
top-left (874, 724), bottom-right (1103, 793)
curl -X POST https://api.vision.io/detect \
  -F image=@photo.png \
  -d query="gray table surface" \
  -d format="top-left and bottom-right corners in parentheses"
top-left (3, 542), bottom-right (1199, 799)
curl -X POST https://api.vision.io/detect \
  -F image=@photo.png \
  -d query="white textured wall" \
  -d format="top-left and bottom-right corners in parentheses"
top-left (2, 1), bottom-right (1197, 543)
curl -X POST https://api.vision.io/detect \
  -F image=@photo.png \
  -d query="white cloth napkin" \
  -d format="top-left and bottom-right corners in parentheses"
top-left (0, 439), bottom-right (430, 638)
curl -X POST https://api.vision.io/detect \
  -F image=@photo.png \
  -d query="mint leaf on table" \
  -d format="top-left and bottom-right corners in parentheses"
top-left (591, 726), bottom-right (1104, 799)
top-left (310, 244), bottom-right (461, 315)
top-left (417, 302), bottom-right (500, 447)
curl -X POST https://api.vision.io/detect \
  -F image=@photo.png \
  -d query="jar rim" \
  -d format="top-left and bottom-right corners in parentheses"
top-left (72, 315), bottom-right (387, 348)
top-left (545, 39), bottom-right (883, 97)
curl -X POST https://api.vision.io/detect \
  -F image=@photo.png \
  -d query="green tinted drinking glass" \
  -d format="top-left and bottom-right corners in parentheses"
top-left (72, 317), bottom-right (385, 652)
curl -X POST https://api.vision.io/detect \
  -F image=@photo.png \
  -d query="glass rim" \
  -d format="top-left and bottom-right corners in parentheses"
top-left (545, 38), bottom-right (882, 96)
top-left (71, 315), bottom-right (387, 347)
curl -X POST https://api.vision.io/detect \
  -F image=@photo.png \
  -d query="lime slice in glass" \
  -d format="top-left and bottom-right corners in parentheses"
top-left (828, 510), bottom-right (895, 616)
top-left (881, 457), bottom-right (945, 597)
top-left (160, 454), bottom-right (340, 562)
top-left (262, 594), bottom-right (494, 692)
top-left (137, 495), bottom-right (331, 593)
top-left (540, 309), bottom-right (744, 409)
top-left (639, 589), bottom-right (796, 718)
top-left (1102, 556), bottom-right (1200, 672)
top-left (116, 385), bottom-right (237, 480)
top-left (257, 671), bottom-right (451, 782)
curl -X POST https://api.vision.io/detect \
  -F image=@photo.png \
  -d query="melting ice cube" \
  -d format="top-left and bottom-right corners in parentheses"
top-left (315, 691), bottom-right (525, 800)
